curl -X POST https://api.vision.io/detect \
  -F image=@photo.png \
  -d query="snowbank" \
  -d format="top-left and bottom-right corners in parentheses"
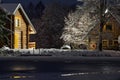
top-left (11, 49), bottom-right (120, 57)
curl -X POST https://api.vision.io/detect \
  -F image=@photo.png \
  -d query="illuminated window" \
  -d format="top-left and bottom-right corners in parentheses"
top-left (102, 40), bottom-right (108, 47)
top-left (15, 17), bottom-right (21, 27)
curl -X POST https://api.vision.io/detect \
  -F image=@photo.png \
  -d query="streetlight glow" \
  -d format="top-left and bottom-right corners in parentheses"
top-left (105, 8), bottom-right (108, 14)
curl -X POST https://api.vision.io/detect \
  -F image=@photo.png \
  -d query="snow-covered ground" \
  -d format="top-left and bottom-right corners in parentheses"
top-left (11, 49), bottom-right (120, 57)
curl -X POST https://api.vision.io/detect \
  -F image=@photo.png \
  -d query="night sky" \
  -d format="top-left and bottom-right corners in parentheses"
top-left (2, 0), bottom-right (81, 6)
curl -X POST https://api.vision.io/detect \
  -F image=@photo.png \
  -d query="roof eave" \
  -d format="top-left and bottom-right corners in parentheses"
top-left (13, 3), bottom-right (36, 34)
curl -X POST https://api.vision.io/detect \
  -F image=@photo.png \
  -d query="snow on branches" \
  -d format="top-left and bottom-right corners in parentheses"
top-left (61, 0), bottom-right (99, 46)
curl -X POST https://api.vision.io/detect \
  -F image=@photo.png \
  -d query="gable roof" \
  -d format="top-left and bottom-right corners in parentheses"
top-left (0, 3), bottom-right (36, 34)
top-left (82, 5), bottom-right (120, 40)
top-left (109, 4), bottom-right (120, 24)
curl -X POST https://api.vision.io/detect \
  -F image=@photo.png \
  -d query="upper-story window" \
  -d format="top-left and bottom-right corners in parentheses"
top-left (106, 24), bottom-right (112, 31)
top-left (103, 23), bottom-right (113, 32)
top-left (15, 17), bottom-right (21, 27)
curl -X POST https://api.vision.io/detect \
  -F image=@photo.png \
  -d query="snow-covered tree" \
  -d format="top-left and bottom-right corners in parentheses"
top-left (61, 10), bottom-right (82, 45)
top-left (61, 0), bottom-right (100, 49)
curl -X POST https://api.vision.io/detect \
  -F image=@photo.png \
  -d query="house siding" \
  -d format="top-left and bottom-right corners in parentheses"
top-left (88, 16), bottom-right (120, 50)
top-left (14, 9), bottom-right (27, 49)
top-left (0, 4), bottom-right (36, 49)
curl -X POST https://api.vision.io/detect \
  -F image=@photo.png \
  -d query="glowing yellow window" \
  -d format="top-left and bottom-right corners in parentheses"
top-left (102, 40), bottom-right (108, 47)
top-left (15, 17), bottom-right (21, 27)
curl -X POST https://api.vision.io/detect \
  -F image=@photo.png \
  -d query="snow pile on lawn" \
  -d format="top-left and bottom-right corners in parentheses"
top-left (0, 49), bottom-right (21, 56)
top-left (12, 49), bottom-right (120, 57)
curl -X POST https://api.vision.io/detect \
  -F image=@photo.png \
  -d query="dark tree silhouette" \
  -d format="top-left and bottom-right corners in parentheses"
top-left (35, 0), bottom-right (45, 18)
top-left (27, 2), bottom-right (35, 19)
top-left (0, 7), bottom-right (11, 47)
top-left (35, 2), bottom-right (68, 48)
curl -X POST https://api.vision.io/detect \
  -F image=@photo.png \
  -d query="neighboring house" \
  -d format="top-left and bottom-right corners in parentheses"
top-left (87, 5), bottom-right (120, 50)
top-left (0, 3), bottom-right (36, 49)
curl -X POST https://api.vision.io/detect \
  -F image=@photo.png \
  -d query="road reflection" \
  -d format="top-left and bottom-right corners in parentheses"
top-left (0, 60), bottom-right (120, 80)
top-left (10, 75), bottom-right (34, 79)
top-left (0, 73), bottom-right (34, 79)
top-left (11, 65), bottom-right (36, 71)
top-left (61, 70), bottom-right (120, 77)
top-left (1, 70), bottom-right (120, 80)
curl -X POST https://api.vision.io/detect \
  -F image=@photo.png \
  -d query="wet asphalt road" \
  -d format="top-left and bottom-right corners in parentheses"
top-left (0, 56), bottom-right (120, 80)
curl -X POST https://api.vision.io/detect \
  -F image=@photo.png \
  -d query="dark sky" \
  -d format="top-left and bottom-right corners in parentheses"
top-left (2, 0), bottom-right (80, 6)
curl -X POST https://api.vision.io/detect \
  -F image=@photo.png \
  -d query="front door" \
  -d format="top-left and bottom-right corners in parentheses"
top-left (14, 31), bottom-right (21, 49)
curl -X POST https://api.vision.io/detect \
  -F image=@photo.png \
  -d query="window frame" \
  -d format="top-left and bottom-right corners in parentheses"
top-left (15, 17), bottom-right (21, 27)
top-left (113, 40), bottom-right (118, 46)
top-left (103, 23), bottom-right (113, 32)
top-left (102, 40), bottom-right (108, 47)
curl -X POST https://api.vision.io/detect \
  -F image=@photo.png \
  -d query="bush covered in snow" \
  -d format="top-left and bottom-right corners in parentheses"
top-left (0, 49), bottom-right (22, 56)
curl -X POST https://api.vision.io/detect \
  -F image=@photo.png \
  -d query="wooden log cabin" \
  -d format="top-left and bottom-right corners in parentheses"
top-left (87, 5), bottom-right (120, 50)
top-left (0, 3), bottom-right (36, 49)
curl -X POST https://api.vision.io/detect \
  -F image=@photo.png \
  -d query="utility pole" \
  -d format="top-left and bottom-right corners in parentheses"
top-left (98, 0), bottom-right (106, 51)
